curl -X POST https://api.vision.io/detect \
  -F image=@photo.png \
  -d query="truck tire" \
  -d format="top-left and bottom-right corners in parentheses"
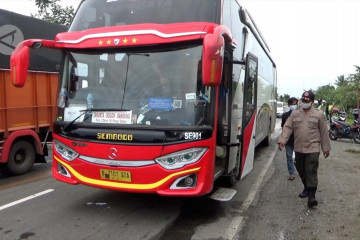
top-left (7, 140), bottom-right (35, 175)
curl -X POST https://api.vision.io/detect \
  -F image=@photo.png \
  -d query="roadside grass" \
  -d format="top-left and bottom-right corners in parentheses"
top-left (345, 149), bottom-right (360, 154)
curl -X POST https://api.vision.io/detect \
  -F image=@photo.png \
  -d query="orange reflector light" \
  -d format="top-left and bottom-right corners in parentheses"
top-left (210, 59), bottom-right (216, 84)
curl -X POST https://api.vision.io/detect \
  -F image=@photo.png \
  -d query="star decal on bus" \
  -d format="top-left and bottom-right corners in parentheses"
top-left (98, 40), bottom-right (103, 45)
top-left (132, 37), bottom-right (137, 43)
top-left (107, 40), bottom-right (112, 45)
top-left (123, 38), bottom-right (128, 44)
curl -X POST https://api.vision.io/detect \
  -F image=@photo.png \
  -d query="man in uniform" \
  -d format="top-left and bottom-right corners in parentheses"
top-left (278, 90), bottom-right (331, 208)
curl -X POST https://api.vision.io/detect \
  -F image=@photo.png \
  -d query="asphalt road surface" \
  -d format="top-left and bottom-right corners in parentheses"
top-left (4, 119), bottom-right (358, 240)
top-left (0, 130), bottom-right (279, 240)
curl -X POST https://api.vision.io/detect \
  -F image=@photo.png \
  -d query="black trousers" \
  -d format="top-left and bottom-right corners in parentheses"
top-left (294, 152), bottom-right (320, 189)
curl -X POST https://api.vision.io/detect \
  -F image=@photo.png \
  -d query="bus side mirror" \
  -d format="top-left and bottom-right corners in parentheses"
top-left (202, 34), bottom-right (224, 86)
top-left (10, 39), bottom-right (57, 87)
top-left (10, 42), bottom-right (30, 87)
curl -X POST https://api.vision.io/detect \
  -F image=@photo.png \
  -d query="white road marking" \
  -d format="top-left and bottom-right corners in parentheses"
top-left (225, 127), bottom-right (282, 240)
top-left (0, 189), bottom-right (54, 211)
top-left (225, 144), bottom-right (278, 239)
top-left (192, 124), bottom-right (282, 240)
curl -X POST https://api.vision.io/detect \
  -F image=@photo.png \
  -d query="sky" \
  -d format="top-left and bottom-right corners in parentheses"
top-left (0, 0), bottom-right (81, 16)
top-left (2, 0), bottom-right (360, 98)
top-left (241, 0), bottom-right (360, 97)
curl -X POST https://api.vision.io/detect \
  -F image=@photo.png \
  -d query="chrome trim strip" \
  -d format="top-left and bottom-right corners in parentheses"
top-left (79, 155), bottom-right (156, 167)
top-left (57, 30), bottom-right (206, 44)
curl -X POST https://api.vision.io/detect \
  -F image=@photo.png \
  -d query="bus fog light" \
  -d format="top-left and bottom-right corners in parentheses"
top-left (184, 176), bottom-right (194, 186)
top-left (155, 148), bottom-right (207, 170)
top-left (170, 174), bottom-right (197, 189)
top-left (57, 162), bottom-right (71, 177)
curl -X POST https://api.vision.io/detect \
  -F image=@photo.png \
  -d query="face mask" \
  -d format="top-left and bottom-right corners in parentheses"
top-left (301, 102), bottom-right (312, 109)
top-left (289, 105), bottom-right (297, 111)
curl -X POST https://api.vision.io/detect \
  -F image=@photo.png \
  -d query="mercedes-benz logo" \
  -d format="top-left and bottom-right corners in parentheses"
top-left (108, 147), bottom-right (118, 160)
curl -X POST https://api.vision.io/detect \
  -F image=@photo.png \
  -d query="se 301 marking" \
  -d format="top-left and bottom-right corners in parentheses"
top-left (184, 132), bottom-right (202, 140)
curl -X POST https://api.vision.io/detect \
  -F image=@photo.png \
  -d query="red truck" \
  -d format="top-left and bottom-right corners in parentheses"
top-left (0, 9), bottom-right (66, 175)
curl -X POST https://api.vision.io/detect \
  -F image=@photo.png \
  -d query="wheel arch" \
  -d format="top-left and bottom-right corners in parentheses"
top-left (1, 130), bottom-right (43, 163)
top-left (256, 104), bottom-right (272, 146)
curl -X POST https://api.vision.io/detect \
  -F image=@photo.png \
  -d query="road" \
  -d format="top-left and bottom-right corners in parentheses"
top-left (4, 119), bottom-right (358, 240)
top-left (238, 121), bottom-right (360, 240)
top-left (0, 127), bottom-right (280, 240)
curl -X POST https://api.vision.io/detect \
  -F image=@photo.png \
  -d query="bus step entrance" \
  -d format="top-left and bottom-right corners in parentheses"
top-left (209, 187), bottom-right (237, 201)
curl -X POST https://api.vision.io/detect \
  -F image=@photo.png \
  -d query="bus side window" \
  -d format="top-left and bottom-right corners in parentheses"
top-left (244, 54), bottom-right (258, 124)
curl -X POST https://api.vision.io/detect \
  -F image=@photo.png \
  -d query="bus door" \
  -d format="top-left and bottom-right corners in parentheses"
top-left (240, 53), bottom-right (258, 179)
top-left (226, 54), bottom-right (244, 180)
top-left (215, 47), bottom-right (242, 185)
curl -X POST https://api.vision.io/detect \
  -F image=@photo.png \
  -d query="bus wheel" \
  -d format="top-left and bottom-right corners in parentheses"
top-left (7, 140), bottom-right (35, 175)
top-left (222, 150), bottom-right (241, 187)
top-left (261, 123), bottom-right (271, 146)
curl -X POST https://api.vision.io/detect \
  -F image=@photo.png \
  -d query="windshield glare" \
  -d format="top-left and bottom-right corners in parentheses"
top-left (57, 45), bottom-right (214, 127)
top-left (70, 0), bottom-right (219, 31)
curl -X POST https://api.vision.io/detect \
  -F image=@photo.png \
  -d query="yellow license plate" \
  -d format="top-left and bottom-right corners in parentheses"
top-left (100, 169), bottom-right (131, 182)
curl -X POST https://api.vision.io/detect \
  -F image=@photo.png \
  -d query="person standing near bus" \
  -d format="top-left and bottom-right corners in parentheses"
top-left (325, 102), bottom-right (330, 120)
top-left (278, 91), bottom-right (331, 208)
top-left (328, 102), bottom-right (334, 121)
top-left (281, 97), bottom-right (298, 180)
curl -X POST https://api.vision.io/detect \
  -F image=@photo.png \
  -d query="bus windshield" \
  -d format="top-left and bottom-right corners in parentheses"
top-left (57, 44), bottom-right (214, 127)
top-left (69, 0), bottom-right (220, 31)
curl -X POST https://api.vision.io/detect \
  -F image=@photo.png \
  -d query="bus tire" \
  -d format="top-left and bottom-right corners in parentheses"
top-left (225, 168), bottom-right (239, 187)
top-left (261, 123), bottom-right (271, 146)
top-left (222, 149), bottom-right (241, 187)
top-left (7, 140), bottom-right (35, 175)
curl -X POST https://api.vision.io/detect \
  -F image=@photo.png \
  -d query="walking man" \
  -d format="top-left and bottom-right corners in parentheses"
top-left (281, 97), bottom-right (298, 180)
top-left (278, 91), bottom-right (331, 208)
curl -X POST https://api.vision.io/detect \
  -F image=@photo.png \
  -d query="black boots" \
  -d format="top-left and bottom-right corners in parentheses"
top-left (299, 188), bottom-right (308, 198)
top-left (307, 188), bottom-right (318, 208)
top-left (299, 182), bottom-right (309, 198)
top-left (299, 186), bottom-right (318, 208)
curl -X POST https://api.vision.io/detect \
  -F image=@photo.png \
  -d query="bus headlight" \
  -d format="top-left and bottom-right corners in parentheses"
top-left (54, 140), bottom-right (79, 161)
top-left (155, 148), bottom-right (207, 170)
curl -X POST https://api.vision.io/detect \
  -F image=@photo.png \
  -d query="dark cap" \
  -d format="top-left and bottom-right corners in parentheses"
top-left (301, 91), bottom-right (315, 102)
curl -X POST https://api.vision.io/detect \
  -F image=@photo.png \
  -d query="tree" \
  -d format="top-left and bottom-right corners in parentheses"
top-left (352, 65), bottom-right (360, 110)
top-left (32, 0), bottom-right (75, 26)
top-left (283, 94), bottom-right (290, 103)
top-left (334, 75), bottom-right (348, 87)
top-left (315, 84), bottom-right (335, 102)
top-left (333, 84), bottom-right (357, 111)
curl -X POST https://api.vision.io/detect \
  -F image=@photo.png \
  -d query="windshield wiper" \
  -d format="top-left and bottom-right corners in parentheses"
top-left (62, 108), bottom-right (130, 132)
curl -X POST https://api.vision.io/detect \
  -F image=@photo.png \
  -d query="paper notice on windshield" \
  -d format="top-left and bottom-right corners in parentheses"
top-left (64, 105), bottom-right (86, 122)
top-left (91, 111), bottom-right (132, 124)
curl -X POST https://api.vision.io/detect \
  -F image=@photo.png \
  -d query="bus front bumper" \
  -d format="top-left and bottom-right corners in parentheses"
top-left (52, 152), bottom-right (214, 197)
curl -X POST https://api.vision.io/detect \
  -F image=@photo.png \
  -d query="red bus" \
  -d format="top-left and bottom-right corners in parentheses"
top-left (10, 0), bottom-right (276, 198)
